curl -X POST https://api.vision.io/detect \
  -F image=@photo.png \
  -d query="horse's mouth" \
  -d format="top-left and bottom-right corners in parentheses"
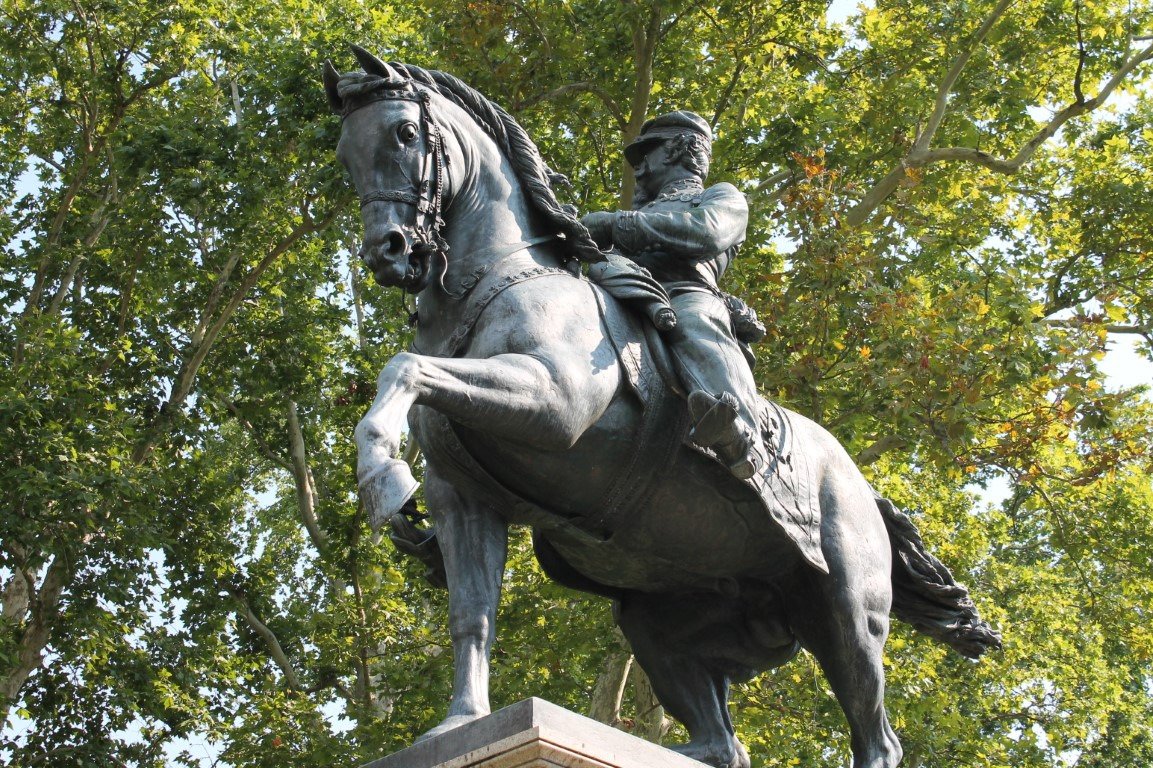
top-left (369, 247), bottom-right (433, 292)
top-left (403, 246), bottom-right (433, 292)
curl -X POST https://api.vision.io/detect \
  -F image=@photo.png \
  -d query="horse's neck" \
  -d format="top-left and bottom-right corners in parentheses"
top-left (415, 111), bottom-right (557, 338)
top-left (443, 128), bottom-right (544, 274)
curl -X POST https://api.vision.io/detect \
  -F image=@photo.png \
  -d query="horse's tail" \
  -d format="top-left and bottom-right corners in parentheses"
top-left (876, 494), bottom-right (1002, 659)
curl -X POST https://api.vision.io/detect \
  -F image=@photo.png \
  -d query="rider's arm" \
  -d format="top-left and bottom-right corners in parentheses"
top-left (611, 183), bottom-right (748, 259)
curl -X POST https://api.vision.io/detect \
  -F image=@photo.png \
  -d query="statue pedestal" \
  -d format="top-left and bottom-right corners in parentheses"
top-left (363, 698), bottom-right (705, 768)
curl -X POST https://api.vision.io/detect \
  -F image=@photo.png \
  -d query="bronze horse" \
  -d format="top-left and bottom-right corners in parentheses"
top-left (325, 49), bottom-right (1000, 768)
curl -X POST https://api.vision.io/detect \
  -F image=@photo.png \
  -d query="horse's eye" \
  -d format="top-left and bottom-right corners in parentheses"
top-left (398, 122), bottom-right (419, 143)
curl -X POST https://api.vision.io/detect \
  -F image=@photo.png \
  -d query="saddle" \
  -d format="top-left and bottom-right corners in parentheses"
top-left (590, 285), bottom-right (827, 574)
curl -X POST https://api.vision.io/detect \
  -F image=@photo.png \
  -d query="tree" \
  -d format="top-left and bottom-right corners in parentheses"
top-left (3, 0), bottom-right (1152, 765)
top-left (1, 0), bottom-right (423, 764)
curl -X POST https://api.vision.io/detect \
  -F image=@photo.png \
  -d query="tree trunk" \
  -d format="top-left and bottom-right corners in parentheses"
top-left (629, 663), bottom-right (669, 743)
top-left (0, 556), bottom-right (72, 727)
top-left (588, 645), bottom-right (633, 727)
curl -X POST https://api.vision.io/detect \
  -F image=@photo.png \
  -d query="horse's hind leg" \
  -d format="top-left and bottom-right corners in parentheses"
top-left (615, 591), bottom-right (753, 768)
top-left (787, 476), bottom-right (903, 768)
top-left (416, 467), bottom-right (508, 741)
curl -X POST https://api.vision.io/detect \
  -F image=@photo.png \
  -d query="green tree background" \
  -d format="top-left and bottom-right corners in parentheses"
top-left (2, 1), bottom-right (1151, 766)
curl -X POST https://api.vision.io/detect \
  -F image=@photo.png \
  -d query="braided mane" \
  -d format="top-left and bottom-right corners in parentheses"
top-left (336, 63), bottom-right (603, 264)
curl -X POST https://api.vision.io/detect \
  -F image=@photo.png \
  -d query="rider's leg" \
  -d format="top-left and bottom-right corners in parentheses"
top-left (666, 290), bottom-right (765, 478)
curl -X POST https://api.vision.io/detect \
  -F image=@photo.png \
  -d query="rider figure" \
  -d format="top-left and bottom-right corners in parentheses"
top-left (581, 110), bottom-right (768, 480)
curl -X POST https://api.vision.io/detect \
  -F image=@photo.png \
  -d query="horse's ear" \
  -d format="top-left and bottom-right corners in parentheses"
top-left (323, 60), bottom-right (343, 113)
top-left (350, 43), bottom-right (402, 82)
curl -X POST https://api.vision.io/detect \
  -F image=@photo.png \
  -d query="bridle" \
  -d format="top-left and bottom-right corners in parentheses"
top-left (344, 82), bottom-right (451, 293)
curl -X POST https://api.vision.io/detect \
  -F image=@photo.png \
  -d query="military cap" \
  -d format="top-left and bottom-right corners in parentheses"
top-left (624, 110), bottom-right (713, 166)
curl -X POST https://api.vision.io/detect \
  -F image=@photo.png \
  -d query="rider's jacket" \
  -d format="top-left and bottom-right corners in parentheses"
top-left (609, 178), bottom-right (748, 292)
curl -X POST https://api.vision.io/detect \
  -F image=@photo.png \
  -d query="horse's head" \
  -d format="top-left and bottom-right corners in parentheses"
top-left (325, 48), bottom-right (446, 292)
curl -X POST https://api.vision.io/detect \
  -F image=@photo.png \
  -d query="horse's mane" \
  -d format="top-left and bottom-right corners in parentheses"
top-left (337, 64), bottom-right (602, 264)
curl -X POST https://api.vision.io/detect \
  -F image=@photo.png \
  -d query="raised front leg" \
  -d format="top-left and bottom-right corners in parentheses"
top-left (416, 468), bottom-right (508, 741)
top-left (355, 347), bottom-right (615, 528)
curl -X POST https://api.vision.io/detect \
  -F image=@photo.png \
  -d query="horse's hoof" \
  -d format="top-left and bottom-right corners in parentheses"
top-left (670, 737), bottom-right (742, 768)
top-left (414, 713), bottom-right (484, 743)
top-left (359, 458), bottom-right (419, 531)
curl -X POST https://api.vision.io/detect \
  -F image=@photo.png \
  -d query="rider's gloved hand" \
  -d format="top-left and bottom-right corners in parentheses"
top-left (580, 211), bottom-right (615, 249)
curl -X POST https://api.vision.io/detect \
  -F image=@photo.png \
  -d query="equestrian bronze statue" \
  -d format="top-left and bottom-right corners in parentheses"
top-left (324, 47), bottom-right (1001, 768)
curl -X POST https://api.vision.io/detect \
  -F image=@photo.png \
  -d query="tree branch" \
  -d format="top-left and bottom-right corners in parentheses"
top-left (916, 32), bottom-right (1153, 174)
top-left (46, 153), bottom-right (119, 318)
top-left (710, 58), bottom-right (748, 129)
top-left (1072, 1), bottom-right (1087, 104)
top-left (192, 245), bottom-right (245, 349)
top-left (510, 0), bottom-right (552, 61)
top-left (286, 400), bottom-right (327, 554)
top-left (227, 588), bottom-right (303, 690)
top-left (845, 10), bottom-right (1153, 227)
top-left (856, 434), bottom-right (909, 466)
top-left (349, 528), bottom-right (375, 715)
top-left (1045, 318), bottom-right (1152, 337)
top-left (222, 399), bottom-right (291, 470)
top-left (22, 150), bottom-right (99, 319)
top-left (133, 208), bottom-right (338, 463)
top-left (843, 0), bottom-right (1012, 227)
top-left (516, 81), bottom-right (626, 126)
top-left (755, 167), bottom-right (798, 194)
top-left (620, 7), bottom-right (666, 207)
top-left (914, 0), bottom-right (1014, 156)
top-left (346, 233), bottom-right (368, 353)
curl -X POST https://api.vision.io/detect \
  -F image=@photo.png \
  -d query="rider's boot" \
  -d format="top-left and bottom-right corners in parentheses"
top-left (688, 390), bottom-right (768, 480)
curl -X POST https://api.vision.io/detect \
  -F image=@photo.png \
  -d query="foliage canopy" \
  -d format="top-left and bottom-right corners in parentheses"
top-left (2, 1), bottom-right (1151, 766)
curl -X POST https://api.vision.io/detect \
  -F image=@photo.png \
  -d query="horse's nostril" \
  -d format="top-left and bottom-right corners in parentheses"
top-left (386, 230), bottom-right (407, 256)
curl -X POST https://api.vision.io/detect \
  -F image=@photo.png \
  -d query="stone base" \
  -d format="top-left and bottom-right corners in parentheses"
top-left (362, 698), bottom-right (705, 768)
